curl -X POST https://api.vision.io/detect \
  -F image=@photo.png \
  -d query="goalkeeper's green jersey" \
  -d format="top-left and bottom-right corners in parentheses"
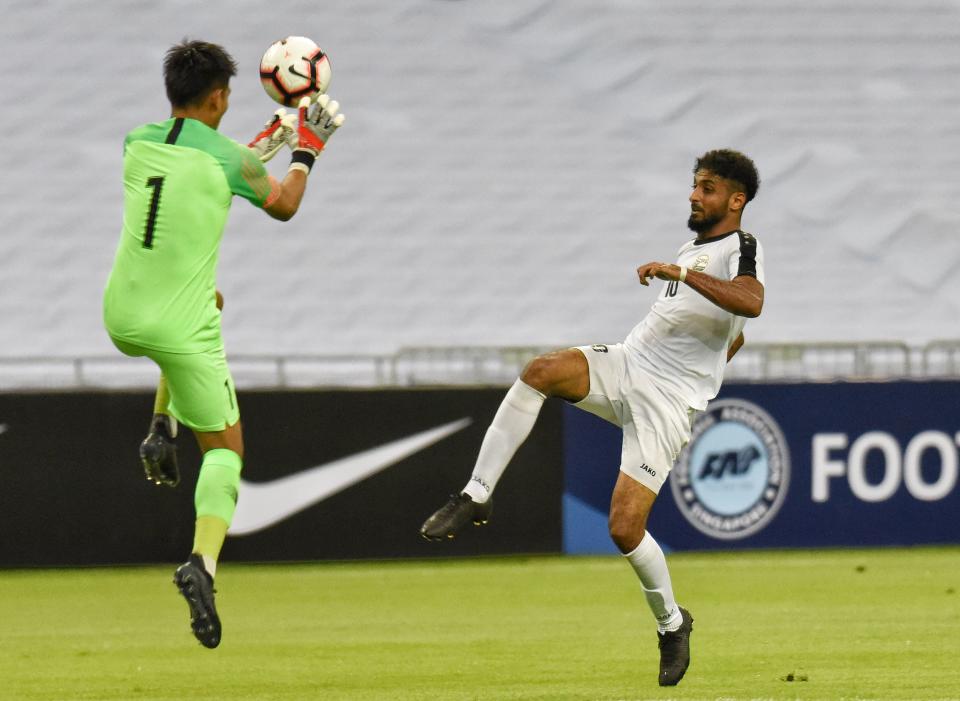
top-left (104, 117), bottom-right (279, 353)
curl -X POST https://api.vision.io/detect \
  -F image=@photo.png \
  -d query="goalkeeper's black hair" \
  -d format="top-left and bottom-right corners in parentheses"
top-left (164, 39), bottom-right (237, 108)
top-left (694, 149), bottom-right (760, 203)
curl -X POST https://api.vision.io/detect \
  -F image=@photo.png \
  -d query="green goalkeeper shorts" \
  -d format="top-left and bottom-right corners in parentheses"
top-left (111, 337), bottom-right (239, 432)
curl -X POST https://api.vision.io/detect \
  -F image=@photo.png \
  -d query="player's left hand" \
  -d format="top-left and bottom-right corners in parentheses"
top-left (248, 109), bottom-right (297, 162)
top-left (289, 94), bottom-right (345, 157)
top-left (637, 262), bottom-right (681, 286)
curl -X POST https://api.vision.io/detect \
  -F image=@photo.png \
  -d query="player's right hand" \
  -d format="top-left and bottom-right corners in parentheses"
top-left (290, 94), bottom-right (345, 157)
top-left (248, 109), bottom-right (296, 163)
top-left (636, 262), bottom-right (680, 286)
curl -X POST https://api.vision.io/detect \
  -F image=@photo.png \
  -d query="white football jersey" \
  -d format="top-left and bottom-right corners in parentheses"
top-left (623, 230), bottom-right (764, 411)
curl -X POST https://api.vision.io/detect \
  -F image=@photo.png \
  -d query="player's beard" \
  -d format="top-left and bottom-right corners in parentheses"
top-left (687, 208), bottom-right (722, 234)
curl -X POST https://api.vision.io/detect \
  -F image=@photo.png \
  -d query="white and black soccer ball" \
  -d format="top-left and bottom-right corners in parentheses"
top-left (259, 36), bottom-right (332, 107)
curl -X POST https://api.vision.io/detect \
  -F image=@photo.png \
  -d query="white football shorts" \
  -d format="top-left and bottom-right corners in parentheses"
top-left (572, 343), bottom-right (695, 493)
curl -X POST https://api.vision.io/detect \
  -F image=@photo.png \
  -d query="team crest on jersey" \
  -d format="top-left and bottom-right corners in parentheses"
top-left (692, 254), bottom-right (709, 272)
top-left (670, 399), bottom-right (790, 540)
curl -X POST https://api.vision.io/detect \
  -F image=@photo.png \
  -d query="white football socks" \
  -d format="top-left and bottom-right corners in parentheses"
top-left (461, 379), bottom-right (546, 504)
top-left (624, 531), bottom-right (682, 633)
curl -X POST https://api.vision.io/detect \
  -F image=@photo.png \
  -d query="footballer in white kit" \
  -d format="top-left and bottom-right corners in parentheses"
top-left (421, 149), bottom-right (765, 688)
top-left (576, 228), bottom-right (764, 493)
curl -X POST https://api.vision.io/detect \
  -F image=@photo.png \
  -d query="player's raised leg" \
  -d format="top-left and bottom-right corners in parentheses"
top-left (140, 373), bottom-right (180, 487)
top-left (610, 471), bottom-right (693, 686)
top-left (420, 349), bottom-right (589, 540)
top-left (140, 293), bottom-right (223, 488)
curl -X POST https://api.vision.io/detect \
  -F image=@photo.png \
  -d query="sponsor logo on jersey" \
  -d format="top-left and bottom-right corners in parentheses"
top-left (590, 344), bottom-right (609, 353)
top-left (670, 399), bottom-right (789, 540)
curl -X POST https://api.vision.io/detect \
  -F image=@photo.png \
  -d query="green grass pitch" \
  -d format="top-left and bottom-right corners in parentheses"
top-left (1, 547), bottom-right (957, 700)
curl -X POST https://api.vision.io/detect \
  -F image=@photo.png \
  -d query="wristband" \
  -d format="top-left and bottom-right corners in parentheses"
top-left (678, 266), bottom-right (687, 283)
top-left (289, 149), bottom-right (316, 174)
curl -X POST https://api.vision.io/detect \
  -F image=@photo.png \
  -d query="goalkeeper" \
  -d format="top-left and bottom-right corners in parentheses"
top-left (102, 39), bottom-right (343, 649)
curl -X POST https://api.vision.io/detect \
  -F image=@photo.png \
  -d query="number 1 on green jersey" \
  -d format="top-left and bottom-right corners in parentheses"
top-left (143, 176), bottom-right (165, 249)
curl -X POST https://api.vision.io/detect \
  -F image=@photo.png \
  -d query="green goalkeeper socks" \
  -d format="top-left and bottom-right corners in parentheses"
top-left (192, 448), bottom-right (242, 574)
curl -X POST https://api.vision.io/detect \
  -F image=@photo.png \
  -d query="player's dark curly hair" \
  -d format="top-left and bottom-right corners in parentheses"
top-left (694, 149), bottom-right (760, 203)
top-left (163, 39), bottom-right (237, 108)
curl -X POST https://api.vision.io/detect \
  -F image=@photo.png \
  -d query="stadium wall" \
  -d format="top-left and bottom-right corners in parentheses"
top-left (4, 1), bottom-right (960, 364)
top-left (0, 389), bottom-right (563, 567)
top-left (565, 381), bottom-right (960, 553)
top-left (3, 382), bottom-right (958, 567)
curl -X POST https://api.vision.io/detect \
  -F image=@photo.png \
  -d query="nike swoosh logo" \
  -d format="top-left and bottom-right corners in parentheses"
top-left (287, 65), bottom-right (310, 81)
top-left (228, 418), bottom-right (471, 536)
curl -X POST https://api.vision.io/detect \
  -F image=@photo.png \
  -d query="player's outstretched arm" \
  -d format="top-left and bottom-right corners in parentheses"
top-left (264, 94), bottom-right (345, 221)
top-left (636, 262), bottom-right (764, 318)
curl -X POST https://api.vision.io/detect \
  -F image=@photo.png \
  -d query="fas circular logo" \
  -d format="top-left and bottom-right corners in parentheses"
top-left (670, 399), bottom-right (790, 540)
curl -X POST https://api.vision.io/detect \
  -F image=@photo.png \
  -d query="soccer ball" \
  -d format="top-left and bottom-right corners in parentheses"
top-left (259, 36), bottom-right (332, 107)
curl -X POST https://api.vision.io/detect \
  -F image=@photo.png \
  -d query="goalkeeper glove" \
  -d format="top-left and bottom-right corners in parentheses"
top-left (248, 109), bottom-right (297, 163)
top-left (288, 94), bottom-right (345, 174)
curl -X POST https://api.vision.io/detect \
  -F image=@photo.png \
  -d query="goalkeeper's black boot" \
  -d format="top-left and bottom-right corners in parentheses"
top-left (140, 413), bottom-right (179, 487)
top-left (658, 607), bottom-right (693, 686)
top-left (420, 493), bottom-right (492, 541)
top-left (174, 554), bottom-right (221, 649)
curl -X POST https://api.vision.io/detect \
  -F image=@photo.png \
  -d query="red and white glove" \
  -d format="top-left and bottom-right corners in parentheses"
top-left (288, 94), bottom-right (345, 174)
top-left (248, 109), bottom-right (297, 163)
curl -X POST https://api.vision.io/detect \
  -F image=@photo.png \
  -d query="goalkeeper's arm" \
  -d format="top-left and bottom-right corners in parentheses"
top-left (264, 170), bottom-right (308, 222)
top-left (264, 95), bottom-right (344, 221)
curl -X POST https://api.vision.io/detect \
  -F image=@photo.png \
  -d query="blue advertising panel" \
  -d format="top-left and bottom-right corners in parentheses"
top-left (563, 381), bottom-right (960, 553)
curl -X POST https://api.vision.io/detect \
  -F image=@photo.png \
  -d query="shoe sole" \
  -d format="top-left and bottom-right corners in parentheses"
top-left (140, 439), bottom-right (180, 487)
top-left (174, 567), bottom-right (221, 649)
top-left (420, 514), bottom-right (491, 541)
top-left (422, 495), bottom-right (494, 542)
